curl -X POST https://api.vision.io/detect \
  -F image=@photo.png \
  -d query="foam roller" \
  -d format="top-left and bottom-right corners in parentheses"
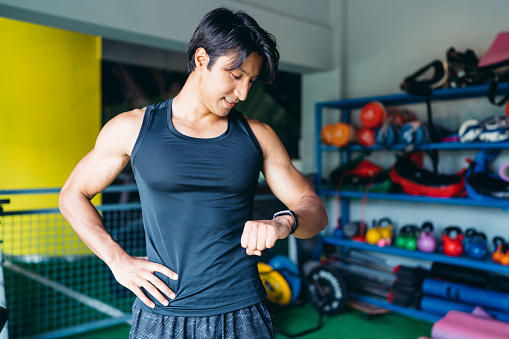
top-left (422, 278), bottom-right (509, 312)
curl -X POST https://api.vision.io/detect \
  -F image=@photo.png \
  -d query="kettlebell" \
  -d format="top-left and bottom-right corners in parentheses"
top-left (378, 218), bottom-right (393, 239)
top-left (463, 228), bottom-right (477, 254)
top-left (467, 232), bottom-right (487, 259)
top-left (366, 218), bottom-right (393, 245)
top-left (417, 222), bottom-right (437, 253)
top-left (342, 221), bottom-right (361, 239)
top-left (377, 218), bottom-right (393, 247)
top-left (365, 220), bottom-right (382, 245)
top-left (492, 237), bottom-right (508, 265)
top-left (441, 226), bottom-right (464, 257)
top-left (500, 244), bottom-right (509, 266)
top-left (395, 225), bottom-right (419, 251)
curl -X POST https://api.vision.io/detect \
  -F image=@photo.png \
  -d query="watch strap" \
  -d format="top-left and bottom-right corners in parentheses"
top-left (273, 210), bottom-right (298, 235)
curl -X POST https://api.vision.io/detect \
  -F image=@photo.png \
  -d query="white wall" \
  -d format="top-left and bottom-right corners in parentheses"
top-left (343, 0), bottom-right (509, 98)
top-left (0, 0), bottom-right (333, 73)
top-left (301, 0), bottom-right (345, 174)
top-left (313, 0), bottom-right (509, 244)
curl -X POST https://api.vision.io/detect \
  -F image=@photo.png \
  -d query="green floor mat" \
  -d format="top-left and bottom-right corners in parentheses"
top-left (272, 303), bottom-right (432, 338)
top-left (66, 304), bottom-right (433, 339)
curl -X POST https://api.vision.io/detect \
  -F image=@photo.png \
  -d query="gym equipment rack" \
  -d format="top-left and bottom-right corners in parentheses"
top-left (315, 82), bottom-right (509, 322)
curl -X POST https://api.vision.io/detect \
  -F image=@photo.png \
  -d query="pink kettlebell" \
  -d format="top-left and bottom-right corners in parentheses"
top-left (417, 222), bottom-right (437, 253)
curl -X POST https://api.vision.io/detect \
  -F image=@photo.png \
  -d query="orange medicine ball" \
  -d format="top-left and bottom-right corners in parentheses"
top-left (321, 123), bottom-right (357, 147)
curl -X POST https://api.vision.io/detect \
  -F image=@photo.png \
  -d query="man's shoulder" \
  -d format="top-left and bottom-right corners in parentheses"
top-left (242, 115), bottom-right (272, 137)
top-left (101, 107), bottom-right (146, 140)
top-left (96, 107), bottom-right (147, 156)
top-left (113, 107), bottom-right (146, 127)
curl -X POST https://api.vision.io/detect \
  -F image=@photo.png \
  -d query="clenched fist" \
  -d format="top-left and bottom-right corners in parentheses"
top-left (240, 215), bottom-right (293, 256)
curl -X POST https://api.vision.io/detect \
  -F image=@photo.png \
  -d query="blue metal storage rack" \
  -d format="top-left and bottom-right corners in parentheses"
top-left (315, 82), bottom-right (509, 322)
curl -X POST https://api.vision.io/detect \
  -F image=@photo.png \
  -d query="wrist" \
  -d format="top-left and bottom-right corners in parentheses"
top-left (273, 210), bottom-right (298, 235)
top-left (103, 245), bottom-right (130, 267)
top-left (276, 215), bottom-right (293, 236)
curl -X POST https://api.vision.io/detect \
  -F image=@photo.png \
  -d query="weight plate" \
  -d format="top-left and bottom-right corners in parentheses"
top-left (258, 262), bottom-right (292, 306)
top-left (268, 255), bottom-right (302, 304)
top-left (306, 265), bottom-right (347, 315)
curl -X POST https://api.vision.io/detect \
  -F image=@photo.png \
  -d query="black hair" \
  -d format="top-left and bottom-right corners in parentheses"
top-left (187, 7), bottom-right (279, 83)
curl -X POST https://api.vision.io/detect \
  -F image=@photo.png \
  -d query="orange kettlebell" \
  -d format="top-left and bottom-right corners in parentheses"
top-left (492, 237), bottom-right (509, 265)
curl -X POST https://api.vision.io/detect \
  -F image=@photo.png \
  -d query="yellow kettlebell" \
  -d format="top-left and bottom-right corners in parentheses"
top-left (365, 220), bottom-right (382, 245)
top-left (366, 218), bottom-right (393, 245)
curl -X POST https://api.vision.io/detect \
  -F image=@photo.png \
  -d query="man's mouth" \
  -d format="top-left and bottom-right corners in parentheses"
top-left (224, 98), bottom-right (235, 107)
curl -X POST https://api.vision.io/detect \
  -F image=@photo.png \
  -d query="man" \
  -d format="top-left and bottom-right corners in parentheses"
top-left (59, 7), bottom-right (328, 338)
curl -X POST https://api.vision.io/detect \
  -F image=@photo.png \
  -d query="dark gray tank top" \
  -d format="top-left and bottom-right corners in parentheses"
top-left (131, 99), bottom-right (266, 316)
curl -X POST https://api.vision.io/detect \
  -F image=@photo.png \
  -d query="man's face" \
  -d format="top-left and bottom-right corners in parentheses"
top-left (199, 52), bottom-right (263, 117)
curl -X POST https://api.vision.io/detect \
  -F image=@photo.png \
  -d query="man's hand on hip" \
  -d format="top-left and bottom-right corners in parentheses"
top-left (109, 255), bottom-right (178, 309)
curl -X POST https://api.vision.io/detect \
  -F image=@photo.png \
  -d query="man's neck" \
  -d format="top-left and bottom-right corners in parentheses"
top-left (170, 74), bottom-right (228, 138)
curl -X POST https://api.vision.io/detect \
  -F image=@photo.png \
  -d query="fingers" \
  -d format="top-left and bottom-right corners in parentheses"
top-left (111, 257), bottom-right (178, 309)
top-left (246, 248), bottom-right (262, 256)
top-left (132, 286), bottom-right (157, 309)
top-left (145, 271), bottom-right (176, 300)
top-left (139, 277), bottom-right (172, 307)
top-left (136, 262), bottom-right (177, 307)
top-left (151, 262), bottom-right (178, 281)
top-left (241, 221), bottom-right (279, 256)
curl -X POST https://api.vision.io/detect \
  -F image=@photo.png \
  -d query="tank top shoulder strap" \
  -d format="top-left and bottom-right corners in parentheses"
top-left (230, 109), bottom-right (263, 157)
top-left (131, 99), bottom-right (171, 166)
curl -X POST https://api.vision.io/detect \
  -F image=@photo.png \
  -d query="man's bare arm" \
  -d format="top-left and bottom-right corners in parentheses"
top-left (59, 109), bottom-right (177, 308)
top-left (240, 119), bottom-right (328, 255)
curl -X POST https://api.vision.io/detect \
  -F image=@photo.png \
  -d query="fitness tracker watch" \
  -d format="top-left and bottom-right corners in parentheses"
top-left (273, 210), bottom-right (298, 235)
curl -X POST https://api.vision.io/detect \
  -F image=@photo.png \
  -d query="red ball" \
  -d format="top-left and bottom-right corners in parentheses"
top-left (358, 128), bottom-right (376, 147)
top-left (360, 101), bottom-right (388, 129)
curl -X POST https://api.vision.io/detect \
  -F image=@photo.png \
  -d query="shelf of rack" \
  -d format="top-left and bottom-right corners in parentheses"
top-left (316, 82), bottom-right (509, 111)
top-left (319, 189), bottom-right (509, 210)
top-left (321, 141), bottom-right (509, 152)
top-left (348, 292), bottom-right (441, 323)
top-left (323, 236), bottom-right (509, 275)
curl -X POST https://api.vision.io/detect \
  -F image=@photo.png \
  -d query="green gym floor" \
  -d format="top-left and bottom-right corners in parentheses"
top-left (66, 303), bottom-right (433, 339)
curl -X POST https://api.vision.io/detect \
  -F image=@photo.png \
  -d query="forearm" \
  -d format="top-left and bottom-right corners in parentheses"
top-left (291, 193), bottom-right (328, 239)
top-left (59, 189), bottom-right (128, 266)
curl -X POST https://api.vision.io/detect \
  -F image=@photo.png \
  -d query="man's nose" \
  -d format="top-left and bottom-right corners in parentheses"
top-left (234, 81), bottom-right (250, 101)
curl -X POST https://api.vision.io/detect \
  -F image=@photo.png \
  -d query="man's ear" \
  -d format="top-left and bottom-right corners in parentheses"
top-left (195, 47), bottom-right (209, 69)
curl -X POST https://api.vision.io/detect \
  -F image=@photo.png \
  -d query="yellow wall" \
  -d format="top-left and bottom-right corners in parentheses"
top-left (0, 17), bottom-right (101, 257)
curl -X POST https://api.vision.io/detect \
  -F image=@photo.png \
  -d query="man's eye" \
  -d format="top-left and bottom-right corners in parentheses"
top-left (232, 74), bottom-right (241, 79)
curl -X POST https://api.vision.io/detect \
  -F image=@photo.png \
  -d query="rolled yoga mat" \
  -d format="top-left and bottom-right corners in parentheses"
top-left (431, 262), bottom-right (488, 288)
top-left (431, 310), bottom-right (509, 339)
top-left (422, 278), bottom-right (509, 312)
top-left (420, 296), bottom-right (509, 323)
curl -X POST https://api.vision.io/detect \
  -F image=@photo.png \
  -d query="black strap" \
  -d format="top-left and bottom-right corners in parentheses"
top-left (488, 74), bottom-right (509, 106)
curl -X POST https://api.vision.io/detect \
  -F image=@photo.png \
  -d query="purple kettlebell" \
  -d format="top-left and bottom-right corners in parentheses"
top-left (417, 222), bottom-right (437, 253)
